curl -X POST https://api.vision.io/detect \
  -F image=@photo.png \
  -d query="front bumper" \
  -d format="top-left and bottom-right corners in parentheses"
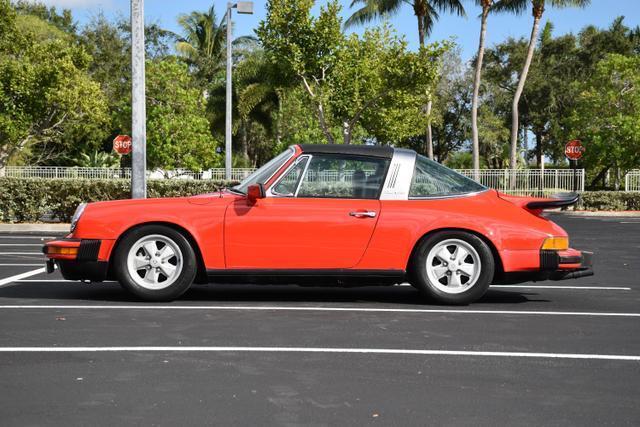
top-left (43, 239), bottom-right (109, 282)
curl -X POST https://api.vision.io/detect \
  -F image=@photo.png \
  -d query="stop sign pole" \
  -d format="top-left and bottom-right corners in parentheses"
top-left (131, 0), bottom-right (146, 199)
top-left (565, 140), bottom-right (584, 192)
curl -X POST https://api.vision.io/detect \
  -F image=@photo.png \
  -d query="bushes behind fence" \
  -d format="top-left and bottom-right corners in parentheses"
top-left (577, 191), bottom-right (640, 211)
top-left (1, 178), bottom-right (639, 223)
top-left (0, 178), bottom-right (236, 223)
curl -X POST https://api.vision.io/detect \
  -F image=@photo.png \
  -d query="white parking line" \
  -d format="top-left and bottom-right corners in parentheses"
top-left (1, 305), bottom-right (639, 318)
top-left (492, 285), bottom-right (631, 291)
top-left (0, 268), bottom-right (46, 288)
top-left (0, 244), bottom-right (44, 247)
top-left (0, 264), bottom-right (44, 266)
top-left (0, 236), bottom-right (54, 239)
top-left (0, 346), bottom-right (637, 361)
top-left (0, 252), bottom-right (43, 255)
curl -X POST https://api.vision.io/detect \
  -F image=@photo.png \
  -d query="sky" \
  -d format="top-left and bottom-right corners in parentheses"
top-left (33, 0), bottom-right (640, 61)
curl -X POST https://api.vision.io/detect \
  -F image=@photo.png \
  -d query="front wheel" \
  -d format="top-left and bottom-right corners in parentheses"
top-left (409, 231), bottom-right (495, 305)
top-left (113, 225), bottom-right (197, 301)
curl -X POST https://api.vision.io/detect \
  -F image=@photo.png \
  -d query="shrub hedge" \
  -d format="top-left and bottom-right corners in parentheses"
top-left (0, 178), bottom-right (236, 223)
top-left (1, 178), bottom-right (638, 223)
top-left (576, 191), bottom-right (640, 211)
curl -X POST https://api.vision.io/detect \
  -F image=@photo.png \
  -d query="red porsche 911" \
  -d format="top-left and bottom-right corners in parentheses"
top-left (43, 144), bottom-right (593, 304)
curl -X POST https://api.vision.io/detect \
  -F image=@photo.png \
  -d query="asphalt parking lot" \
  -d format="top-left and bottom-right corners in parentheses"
top-left (0, 214), bottom-right (638, 426)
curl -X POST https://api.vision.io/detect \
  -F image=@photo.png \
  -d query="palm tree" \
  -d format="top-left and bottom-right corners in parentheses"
top-left (471, 0), bottom-right (493, 177)
top-left (492, 0), bottom-right (590, 170)
top-left (173, 5), bottom-right (226, 83)
top-left (345, 0), bottom-right (465, 157)
top-left (173, 5), bottom-right (257, 84)
top-left (207, 49), bottom-right (280, 165)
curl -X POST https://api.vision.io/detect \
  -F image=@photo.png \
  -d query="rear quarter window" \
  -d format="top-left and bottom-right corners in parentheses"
top-left (409, 155), bottom-right (486, 198)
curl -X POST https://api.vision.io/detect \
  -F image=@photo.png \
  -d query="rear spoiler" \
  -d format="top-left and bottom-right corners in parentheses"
top-left (526, 192), bottom-right (580, 210)
top-left (498, 192), bottom-right (580, 212)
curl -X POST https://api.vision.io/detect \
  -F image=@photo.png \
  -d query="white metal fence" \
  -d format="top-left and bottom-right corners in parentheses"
top-left (0, 165), bottom-right (587, 195)
top-left (457, 169), bottom-right (585, 196)
top-left (625, 170), bottom-right (640, 192)
top-left (0, 166), bottom-right (256, 181)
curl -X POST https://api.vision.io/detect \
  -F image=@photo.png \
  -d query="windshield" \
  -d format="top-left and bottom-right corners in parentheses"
top-left (409, 155), bottom-right (487, 198)
top-left (233, 147), bottom-right (295, 194)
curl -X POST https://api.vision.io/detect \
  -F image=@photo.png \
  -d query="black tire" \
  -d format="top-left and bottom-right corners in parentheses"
top-left (409, 231), bottom-right (495, 305)
top-left (113, 225), bottom-right (197, 301)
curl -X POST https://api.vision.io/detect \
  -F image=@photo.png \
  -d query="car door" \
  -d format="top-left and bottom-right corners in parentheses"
top-left (224, 154), bottom-right (389, 269)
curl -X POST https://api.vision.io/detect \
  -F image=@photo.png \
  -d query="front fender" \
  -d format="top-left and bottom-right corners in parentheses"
top-left (71, 197), bottom-right (232, 269)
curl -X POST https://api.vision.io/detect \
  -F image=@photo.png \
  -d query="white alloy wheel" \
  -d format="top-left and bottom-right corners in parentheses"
top-left (425, 238), bottom-right (482, 294)
top-left (126, 234), bottom-right (184, 290)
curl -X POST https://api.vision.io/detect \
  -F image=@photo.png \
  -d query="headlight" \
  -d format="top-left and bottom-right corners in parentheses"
top-left (70, 203), bottom-right (87, 233)
top-left (541, 236), bottom-right (569, 251)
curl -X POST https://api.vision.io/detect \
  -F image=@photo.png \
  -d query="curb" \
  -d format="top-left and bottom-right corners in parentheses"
top-left (0, 223), bottom-right (70, 233)
top-left (552, 211), bottom-right (640, 217)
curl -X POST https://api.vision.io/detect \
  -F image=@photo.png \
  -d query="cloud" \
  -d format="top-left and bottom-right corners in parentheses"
top-left (24, 0), bottom-right (113, 8)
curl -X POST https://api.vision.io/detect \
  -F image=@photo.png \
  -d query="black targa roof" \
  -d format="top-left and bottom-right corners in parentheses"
top-left (298, 144), bottom-right (394, 159)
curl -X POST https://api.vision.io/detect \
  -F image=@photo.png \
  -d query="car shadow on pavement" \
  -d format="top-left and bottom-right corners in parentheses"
top-left (0, 281), bottom-right (547, 305)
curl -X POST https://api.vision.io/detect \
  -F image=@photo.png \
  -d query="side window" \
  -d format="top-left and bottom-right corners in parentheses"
top-left (409, 155), bottom-right (486, 198)
top-left (297, 155), bottom-right (389, 199)
top-left (271, 156), bottom-right (309, 196)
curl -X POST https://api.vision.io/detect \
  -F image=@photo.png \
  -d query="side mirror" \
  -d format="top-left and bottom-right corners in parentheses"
top-left (247, 183), bottom-right (265, 204)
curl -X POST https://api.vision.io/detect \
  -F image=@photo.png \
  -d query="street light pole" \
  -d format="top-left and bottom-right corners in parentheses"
top-left (225, 3), bottom-right (233, 181)
top-left (225, 2), bottom-right (253, 181)
top-left (131, 0), bottom-right (146, 198)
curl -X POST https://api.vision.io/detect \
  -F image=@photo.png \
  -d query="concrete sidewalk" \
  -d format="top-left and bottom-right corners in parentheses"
top-left (0, 224), bottom-right (70, 233)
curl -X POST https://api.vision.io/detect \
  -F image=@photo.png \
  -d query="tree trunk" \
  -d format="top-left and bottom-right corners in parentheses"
top-left (425, 100), bottom-right (433, 159)
top-left (239, 120), bottom-right (249, 164)
top-left (471, 5), bottom-right (490, 179)
top-left (301, 75), bottom-right (335, 144)
top-left (535, 131), bottom-right (543, 168)
top-left (417, 16), bottom-right (425, 47)
top-left (509, 14), bottom-right (541, 170)
top-left (343, 122), bottom-right (351, 145)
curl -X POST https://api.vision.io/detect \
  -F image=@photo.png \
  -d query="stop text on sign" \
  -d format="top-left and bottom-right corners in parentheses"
top-left (565, 140), bottom-right (584, 161)
top-left (113, 135), bottom-right (132, 155)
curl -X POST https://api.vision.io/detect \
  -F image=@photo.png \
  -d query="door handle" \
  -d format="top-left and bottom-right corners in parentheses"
top-left (349, 210), bottom-right (377, 218)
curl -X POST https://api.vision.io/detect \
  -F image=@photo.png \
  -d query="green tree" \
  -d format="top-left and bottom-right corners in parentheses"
top-left (0, 1), bottom-right (108, 167)
top-left (345, 0), bottom-right (465, 157)
top-left (12, 0), bottom-right (76, 34)
top-left (117, 59), bottom-right (221, 171)
top-left (568, 54), bottom-right (640, 189)
top-left (207, 49), bottom-right (281, 166)
top-left (258, 0), bottom-right (444, 145)
top-left (492, 0), bottom-right (590, 169)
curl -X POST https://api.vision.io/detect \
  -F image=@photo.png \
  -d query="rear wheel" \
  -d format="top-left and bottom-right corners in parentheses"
top-left (114, 225), bottom-right (197, 301)
top-left (410, 231), bottom-right (494, 305)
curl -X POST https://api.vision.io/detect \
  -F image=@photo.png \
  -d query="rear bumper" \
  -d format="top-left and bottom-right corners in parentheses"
top-left (43, 239), bottom-right (109, 282)
top-left (497, 249), bottom-right (593, 284)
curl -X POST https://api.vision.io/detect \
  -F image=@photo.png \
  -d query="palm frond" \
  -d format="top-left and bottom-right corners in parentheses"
top-left (550, 0), bottom-right (590, 8)
top-left (344, 3), bottom-right (381, 28)
top-left (491, 0), bottom-right (528, 15)
top-left (432, 0), bottom-right (466, 17)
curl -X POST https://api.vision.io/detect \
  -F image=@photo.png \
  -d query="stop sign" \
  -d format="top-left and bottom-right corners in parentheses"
top-left (113, 135), bottom-right (132, 155)
top-left (565, 139), bottom-right (584, 161)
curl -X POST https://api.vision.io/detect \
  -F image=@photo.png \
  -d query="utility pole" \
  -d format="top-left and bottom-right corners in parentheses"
top-left (131, 0), bottom-right (147, 198)
top-left (225, 2), bottom-right (253, 181)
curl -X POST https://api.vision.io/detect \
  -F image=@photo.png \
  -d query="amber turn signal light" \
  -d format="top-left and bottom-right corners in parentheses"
top-left (47, 246), bottom-right (78, 256)
top-left (541, 237), bottom-right (569, 251)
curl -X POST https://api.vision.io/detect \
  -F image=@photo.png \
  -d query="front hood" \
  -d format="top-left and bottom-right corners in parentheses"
top-left (188, 190), bottom-right (243, 205)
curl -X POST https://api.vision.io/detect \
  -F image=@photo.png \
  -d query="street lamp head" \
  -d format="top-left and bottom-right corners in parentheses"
top-left (235, 1), bottom-right (254, 14)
